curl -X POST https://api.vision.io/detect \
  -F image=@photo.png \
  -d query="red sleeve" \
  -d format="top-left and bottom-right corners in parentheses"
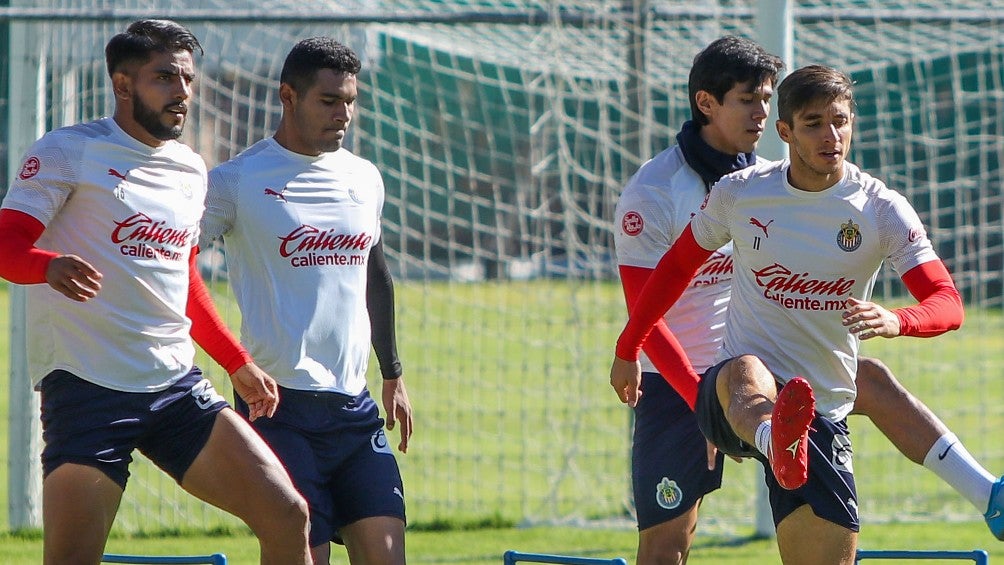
top-left (893, 260), bottom-right (964, 337)
top-left (616, 224), bottom-right (714, 361)
top-left (619, 264), bottom-right (700, 410)
top-left (0, 209), bottom-right (58, 283)
top-left (186, 248), bottom-right (252, 374)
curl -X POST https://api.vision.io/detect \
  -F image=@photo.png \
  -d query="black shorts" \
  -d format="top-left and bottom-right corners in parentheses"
top-left (235, 387), bottom-right (406, 546)
top-left (695, 359), bottom-right (859, 530)
top-left (696, 360), bottom-right (762, 460)
top-left (39, 368), bottom-right (228, 489)
top-left (632, 372), bottom-right (724, 530)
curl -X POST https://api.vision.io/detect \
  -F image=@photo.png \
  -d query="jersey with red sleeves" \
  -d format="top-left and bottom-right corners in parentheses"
top-left (692, 160), bottom-right (940, 420)
top-left (201, 138), bottom-right (384, 395)
top-left (614, 145), bottom-right (751, 374)
top-left (2, 117), bottom-right (206, 391)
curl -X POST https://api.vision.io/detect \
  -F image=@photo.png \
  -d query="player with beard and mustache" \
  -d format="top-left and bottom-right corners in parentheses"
top-left (0, 19), bottom-right (310, 564)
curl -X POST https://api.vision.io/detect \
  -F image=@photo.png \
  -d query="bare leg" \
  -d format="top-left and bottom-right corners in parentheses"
top-left (310, 541), bottom-right (332, 565)
top-left (43, 464), bottom-right (124, 565)
top-left (637, 500), bottom-right (701, 565)
top-left (716, 355), bottom-right (778, 447)
top-left (181, 409), bottom-right (311, 565)
top-left (776, 505), bottom-right (856, 565)
top-left (341, 516), bottom-right (407, 565)
top-left (853, 356), bottom-right (999, 532)
top-left (851, 356), bottom-right (945, 464)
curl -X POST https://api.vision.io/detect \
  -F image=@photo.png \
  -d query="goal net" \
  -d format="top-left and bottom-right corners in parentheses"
top-left (2, 0), bottom-right (1002, 537)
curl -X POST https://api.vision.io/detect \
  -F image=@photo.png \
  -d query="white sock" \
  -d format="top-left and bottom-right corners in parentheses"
top-left (755, 420), bottom-right (772, 458)
top-left (922, 432), bottom-right (995, 512)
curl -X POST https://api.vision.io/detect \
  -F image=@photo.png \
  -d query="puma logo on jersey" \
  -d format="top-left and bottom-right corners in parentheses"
top-left (264, 187), bottom-right (288, 202)
top-left (108, 168), bottom-right (129, 181)
top-left (749, 217), bottom-right (773, 237)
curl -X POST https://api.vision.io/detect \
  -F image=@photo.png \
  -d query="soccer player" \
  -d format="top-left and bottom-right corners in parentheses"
top-left (615, 37), bottom-right (1004, 564)
top-left (199, 37), bottom-right (411, 565)
top-left (611, 64), bottom-right (992, 564)
top-left (0, 20), bottom-right (310, 565)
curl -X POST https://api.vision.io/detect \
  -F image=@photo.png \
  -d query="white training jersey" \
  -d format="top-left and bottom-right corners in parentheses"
top-left (201, 138), bottom-right (383, 396)
top-left (2, 117), bottom-right (206, 391)
top-left (692, 160), bottom-right (939, 420)
top-left (614, 145), bottom-right (752, 373)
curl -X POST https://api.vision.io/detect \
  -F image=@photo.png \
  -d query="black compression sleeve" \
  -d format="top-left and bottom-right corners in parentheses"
top-left (367, 238), bottom-right (403, 379)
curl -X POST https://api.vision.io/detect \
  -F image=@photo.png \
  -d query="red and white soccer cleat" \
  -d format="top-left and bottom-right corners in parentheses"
top-left (769, 376), bottom-right (815, 490)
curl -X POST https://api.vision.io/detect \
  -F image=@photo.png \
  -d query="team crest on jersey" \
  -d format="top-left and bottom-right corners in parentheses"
top-left (18, 156), bottom-right (40, 180)
top-left (181, 180), bottom-right (194, 199)
top-left (836, 219), bottom-right (862, 252)
top-left (655, 477), bottom-right (683, 510)
top-left (622, 211), bottom-right (644, 236)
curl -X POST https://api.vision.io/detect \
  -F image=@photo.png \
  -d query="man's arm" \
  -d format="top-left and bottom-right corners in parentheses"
top-left (611, 225), bottom-right (712, 407)
top-left (894, 260), bottom-right (964, 336)
top-left (367, 238), bottom-right (412, 452)
top-left (367, 238), bottom-right (403, 379)
top-left (618, 264), bottom-right (701, 410)
top-left (844, 260), bottom-right (963, 340)
top-left (186, 248), bottom-right (278, 420)
top-left (615, 225), bottom-right (713, 361)
top-left (0, 208), bottom-right (102, 301)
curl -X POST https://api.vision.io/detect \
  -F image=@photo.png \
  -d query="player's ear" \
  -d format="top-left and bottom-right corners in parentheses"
top-left (111, 70), bottom-right (132, 101)
top-left (776, 119), bottom-right (792, 143)
top-left (695, 90), bottom-right (716, 121)
top-left (278, 82), bottom-right (297, 108)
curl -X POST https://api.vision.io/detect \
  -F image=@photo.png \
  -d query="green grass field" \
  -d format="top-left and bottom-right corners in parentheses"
top-left (0, 280), bottom-right (1002, 563)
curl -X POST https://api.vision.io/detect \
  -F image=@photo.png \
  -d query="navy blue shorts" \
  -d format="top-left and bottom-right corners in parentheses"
top-left (235, 387), bottom-right (405, 547)
top-left (39, 368), bottom-right (228, 489)
top-left (632, 372), bottom-right (724, 530)
top-left (695, 360), bottom-right (859, 530)
top-left (766, 416), bottom-right (858, 531)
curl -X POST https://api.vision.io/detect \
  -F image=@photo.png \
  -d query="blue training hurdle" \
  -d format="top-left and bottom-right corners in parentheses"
top-left (856, 549), bottom-right (989, 564)
top-left (503, 549), bottom-right (628, 565)
top-left (102, 554), bottom-right (228, 565)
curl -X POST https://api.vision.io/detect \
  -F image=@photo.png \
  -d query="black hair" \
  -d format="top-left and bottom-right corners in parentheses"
top-left (688, 36), bottom-right (784, 125)
top-left (776, 64), bottom-right (856, 125)
top-left (105, 19), bottom-right (203, 77)
top-left (280, 37), bottom-right (362, 93)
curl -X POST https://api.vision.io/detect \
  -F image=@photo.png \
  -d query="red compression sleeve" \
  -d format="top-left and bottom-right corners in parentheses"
top-left (0, 209), bottom-right (58, 284)
top-left (619, 265), bottom-right (701, 410)
top-left (186, 248), bottom-right (251, 374)
top-left (615, 224), bottom-right (713, 361)
top-left (893, 260), bottom-right (964, 337)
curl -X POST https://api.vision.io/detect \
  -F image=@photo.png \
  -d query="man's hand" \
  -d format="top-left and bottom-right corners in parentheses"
top-left (46, 255), bottom-right (102, 301)
top-left (706, 439), bottom-right (742, 468)
top-left (610, 355), bottom-right (643, 407)
top-left (382, 377), bottom-right (413, 453)
top-left (842, 296), bottom-right (901, 340)
top-left (230, 363), bottom-right (279, 421)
